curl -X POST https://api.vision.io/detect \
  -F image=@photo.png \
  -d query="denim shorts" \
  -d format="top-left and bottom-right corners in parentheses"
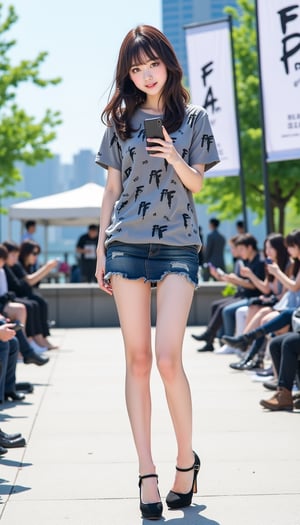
top-left (105, 242), bottom-right (199, 287)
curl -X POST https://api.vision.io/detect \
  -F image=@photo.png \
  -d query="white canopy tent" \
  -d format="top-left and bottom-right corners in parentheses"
top-left (8, 182), bottom-right (105, 258)
top-left (9, 182), bottom-right (105, 226)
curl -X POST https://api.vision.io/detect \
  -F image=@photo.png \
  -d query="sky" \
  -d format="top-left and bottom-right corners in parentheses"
top-left (2, 0), bottom-right (162, 163)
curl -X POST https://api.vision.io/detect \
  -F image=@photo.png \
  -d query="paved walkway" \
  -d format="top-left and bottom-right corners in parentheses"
top-left (0, 327), bottom-right (299, 525)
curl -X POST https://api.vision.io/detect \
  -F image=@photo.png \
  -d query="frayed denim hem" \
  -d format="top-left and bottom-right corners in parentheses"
top-left (105, 271), bottom-right (197, 288)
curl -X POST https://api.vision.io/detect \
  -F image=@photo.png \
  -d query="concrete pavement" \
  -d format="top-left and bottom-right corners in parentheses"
top-left (0, 326), bottom-right (299, 525)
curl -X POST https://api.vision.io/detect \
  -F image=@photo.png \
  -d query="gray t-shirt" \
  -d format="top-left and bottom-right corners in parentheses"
top-left (96, 105), bottom-right (220, 249)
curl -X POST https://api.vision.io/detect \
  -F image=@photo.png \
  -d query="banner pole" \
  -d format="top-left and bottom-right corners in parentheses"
top-left (254, 0), bottom-right (272, 234)
top-left (228, 16), bottom-right (248, 232)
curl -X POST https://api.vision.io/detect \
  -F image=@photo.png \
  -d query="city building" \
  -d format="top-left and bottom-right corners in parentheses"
top-left (20, 154), bottom-right (63, 198)
top-left (72, 149), bottom-right (106, 188)
top-left (162, 0), bottom-right (238, 79)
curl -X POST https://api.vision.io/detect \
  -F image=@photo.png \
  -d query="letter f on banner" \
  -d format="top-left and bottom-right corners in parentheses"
top-left (256, 0), bottom-right (300, 162)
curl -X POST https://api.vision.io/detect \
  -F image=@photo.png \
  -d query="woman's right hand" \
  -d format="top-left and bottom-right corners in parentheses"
top-left (95, 253), bottom-right (113, 295)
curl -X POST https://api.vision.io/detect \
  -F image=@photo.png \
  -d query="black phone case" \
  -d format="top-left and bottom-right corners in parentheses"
top-left (144, 118), bottom-right (164, 154)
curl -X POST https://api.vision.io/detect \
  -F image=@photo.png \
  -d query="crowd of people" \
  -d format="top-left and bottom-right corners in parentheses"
top-left (0, 236), bottom-right (59, 456)
top-left (192, 228), bottom-right (300, 412)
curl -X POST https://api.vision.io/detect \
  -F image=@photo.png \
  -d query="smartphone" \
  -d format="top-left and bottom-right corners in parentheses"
top-left (144, 117), bottom-right (164, 154)
top-left (10, 321), bottom-right (24, 331)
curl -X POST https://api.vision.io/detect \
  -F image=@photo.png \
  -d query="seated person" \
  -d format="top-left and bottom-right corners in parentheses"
top-left (260, 328), bottom-right (300, 411)
top-left (219, 232), bottom-right (291, 355)
top-left (0, 321), bottom-right (24, 403)
top-left (220, 234), bottom-right (265, 337)
top-left (236, 233), bottom-right (290, 329)
top-left (0, 243), bottom-right (50, 359)
top-left (0, 245), bottom-right (49, 366)
top-left (223, 229), bottom-right (300, 369)
top-left (5, 240), bottom-right (58, 350)
top-left (192, 234), bottom-right (265, 352)
top-left (4, 241), bottom-right (56, 350)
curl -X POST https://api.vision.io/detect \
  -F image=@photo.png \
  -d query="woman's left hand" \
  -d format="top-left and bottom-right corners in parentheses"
top-left (146, 126), bottom-right (181, 165)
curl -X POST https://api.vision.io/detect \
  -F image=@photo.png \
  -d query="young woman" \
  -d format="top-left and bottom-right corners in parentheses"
top-left (236, 233), bottom-right (290, 331)
top-left (3, 241), bottom-right (53, 352)
top-left (0, 244), bottom-right (49, 369)
top-left (95, 25), bottom-right (219, 519)
top-left (8, 240), bottom-right (58, 350)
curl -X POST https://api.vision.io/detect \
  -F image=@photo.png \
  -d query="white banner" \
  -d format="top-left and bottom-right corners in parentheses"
top-left (256, 0), bottom-right (300, 162)
top-left (185, 20), bottom-right (240, 177)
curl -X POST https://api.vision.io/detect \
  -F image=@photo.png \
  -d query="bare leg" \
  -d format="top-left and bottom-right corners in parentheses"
top-left (32, 334), bottom-right (48, 347)
top-left (155, 275), bottom-right (195, 494)
top-left (243, 306), bottom-right (273, 333)
top-left (111, 275), bottom-right (159, 503)
top-left (244, 304), bottom-right (261, 328)
top-left (4, 302), bottom-right (27, 325)
top-left (34, 335), bottom-right (58, 349)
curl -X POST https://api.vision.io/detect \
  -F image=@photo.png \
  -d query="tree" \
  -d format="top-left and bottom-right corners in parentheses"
top-left (0, 3), bottom-right (61, 207)
top-left (195, 0), bottom-right (300, 233)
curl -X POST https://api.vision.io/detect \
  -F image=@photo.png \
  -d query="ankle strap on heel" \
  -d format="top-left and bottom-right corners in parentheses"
top-left (139, 473), bottom-right (158, 487)
top-left (176, 451), bottom-right (200, 473)
top-left (176, 464), bottom-right (194, 472)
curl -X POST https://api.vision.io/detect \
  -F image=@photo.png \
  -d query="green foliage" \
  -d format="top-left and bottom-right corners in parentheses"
top-left (221, 284), bottom-right (237, 297)
top-left (0, 3), bottom-right (61, 203)
top-left (284, 198), bottom-right (300, 234)
top-left (195, 0), bottom-right (299, 233)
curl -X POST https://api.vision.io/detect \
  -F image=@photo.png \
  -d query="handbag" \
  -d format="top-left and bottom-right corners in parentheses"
top-left (248, 295), bottom-right (277, 307)
top-left (292, 307), bottom-right (300, 333)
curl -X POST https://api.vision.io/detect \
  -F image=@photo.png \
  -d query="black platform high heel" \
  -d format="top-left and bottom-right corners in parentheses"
top-left (166, 451), bottom-right (201, 509)
top-left (138, 474), bottom-right (163, 520)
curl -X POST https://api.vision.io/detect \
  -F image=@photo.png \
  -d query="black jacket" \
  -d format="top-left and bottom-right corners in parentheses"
top-left (3, 264), bottom-right (32, 297)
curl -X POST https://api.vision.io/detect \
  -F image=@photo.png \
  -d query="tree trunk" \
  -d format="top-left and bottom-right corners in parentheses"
top-left (278, 203), bottom-right (285, 234)
top-left (270, 203), bottom-right (275, 232)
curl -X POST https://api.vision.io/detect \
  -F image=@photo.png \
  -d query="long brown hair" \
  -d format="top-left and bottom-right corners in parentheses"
top-left (285, 229), bottom-right (300, 277)
top-left (101, 25), bottom-right (190, 140)
top-left (19, 240), bottom-right (40, 271)
top-left (264, 233), bottom-right (290, 282)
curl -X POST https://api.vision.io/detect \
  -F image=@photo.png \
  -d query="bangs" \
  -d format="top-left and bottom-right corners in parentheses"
top-left (129, 40), bottom-right (160, 68)
top-left (286, 237), bottom-right (295, 247)
top-left (286, 231), bottom-right (300, 247)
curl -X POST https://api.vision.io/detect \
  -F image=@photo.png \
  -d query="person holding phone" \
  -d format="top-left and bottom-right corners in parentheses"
top-left (95, 25), bottom-right (219, 519)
